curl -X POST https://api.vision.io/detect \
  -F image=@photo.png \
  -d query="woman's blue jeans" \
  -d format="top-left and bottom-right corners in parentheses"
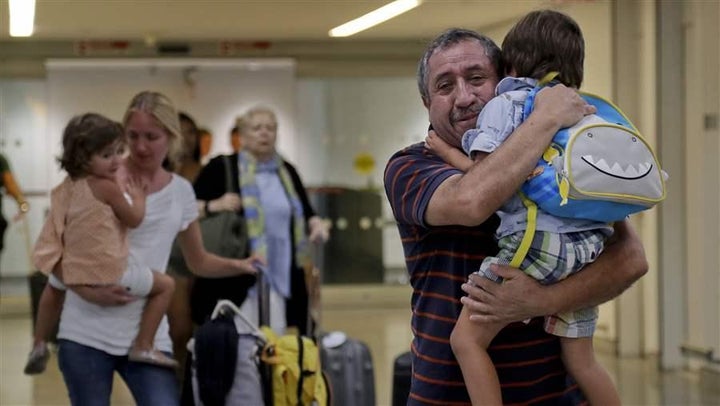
top-left (57, 339), bottom-right (179, 406)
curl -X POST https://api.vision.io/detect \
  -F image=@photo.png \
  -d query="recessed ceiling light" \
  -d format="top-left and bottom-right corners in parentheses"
top-left (9, 0), bottom-right (36, 37)
top-left (329, 0), bottom-right (422, 38)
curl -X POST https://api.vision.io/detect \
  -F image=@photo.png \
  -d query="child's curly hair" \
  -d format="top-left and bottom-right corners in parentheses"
top-left (58, 113), bottom-right (125, 179)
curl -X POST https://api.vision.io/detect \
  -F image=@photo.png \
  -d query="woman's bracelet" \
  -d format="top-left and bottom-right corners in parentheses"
top-left (19, 201), bottom-right (29, 213)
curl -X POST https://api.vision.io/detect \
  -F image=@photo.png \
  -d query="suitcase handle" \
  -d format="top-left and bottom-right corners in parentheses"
top-left (210, 298), bottom-right (243, 320)
top-left (211, 299), bottom-right (265, 338)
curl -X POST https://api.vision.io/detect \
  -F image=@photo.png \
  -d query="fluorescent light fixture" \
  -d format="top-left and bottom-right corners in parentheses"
top-left (329, 0), bottom-right (421, 37)
top-left (9, 0), bottom-right (36, 37)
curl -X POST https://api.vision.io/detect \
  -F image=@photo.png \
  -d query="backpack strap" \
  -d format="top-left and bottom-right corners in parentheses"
top-left (510, 71), bottom-right (559, 268)
top-left (521, 71), bottom-right (560, 121)
top-left (509, 192), bottom-right (537, 268)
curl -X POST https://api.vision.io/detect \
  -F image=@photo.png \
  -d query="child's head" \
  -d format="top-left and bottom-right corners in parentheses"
top-left (59, 113), bottom-right (125, 179)
top-left (502, 9), bottom-right (584, 88)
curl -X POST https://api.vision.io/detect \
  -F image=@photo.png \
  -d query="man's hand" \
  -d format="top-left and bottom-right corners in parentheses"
top-left (534, 84), bottom-right (596, 129)
top-left (72, 284), bottom-right (136, 307)
top-left (461, 265), bottom-right (550, 324)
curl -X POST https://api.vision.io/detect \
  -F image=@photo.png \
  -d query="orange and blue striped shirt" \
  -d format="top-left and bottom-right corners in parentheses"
top-left (384, 142), bottom-right (584, 405)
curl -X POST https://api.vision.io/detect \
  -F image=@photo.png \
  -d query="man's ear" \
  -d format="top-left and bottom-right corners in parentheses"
top-left (422, 96), bottom-right (430, 109)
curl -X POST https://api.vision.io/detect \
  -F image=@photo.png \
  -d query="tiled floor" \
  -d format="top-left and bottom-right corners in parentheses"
top-left (1, 278), bottom-right (719, 405)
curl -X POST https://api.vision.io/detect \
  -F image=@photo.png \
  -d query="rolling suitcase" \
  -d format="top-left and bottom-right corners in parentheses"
top-left (189, 299), bottom-right (267, 406)
top-left (190, 272), bottom-right (328, 406)
top-left (391, 351), bottom-right (412, 406)
top-left (320, 331), bottom-right (375, 406)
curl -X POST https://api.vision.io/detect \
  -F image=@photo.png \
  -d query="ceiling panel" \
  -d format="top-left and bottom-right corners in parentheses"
top-left (0, 0), bottom-right (553, 41)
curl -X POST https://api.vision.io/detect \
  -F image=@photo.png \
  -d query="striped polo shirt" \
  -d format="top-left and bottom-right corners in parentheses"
top-left (384, 142), bottom-right (584, 405)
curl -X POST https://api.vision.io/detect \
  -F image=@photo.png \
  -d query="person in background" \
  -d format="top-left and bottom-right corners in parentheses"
top-left (383, 28), bottom-right (647, 405)
top-left (48, 92), bottom-right (261, 405)
top-left (193, 106), bottom-right (328, 336)
top-left (0, 153), bottom-right (30, 265)
top-left (230, 125), bottom-right (242, 153)
top-left (175, 112), bottom-right (203, 183)
top-left (167, 111), bottom-right (204, 386)
top-left (25, 113), bottom-right (179, 375)
top-left (197, 128), bottom-right (213, 165)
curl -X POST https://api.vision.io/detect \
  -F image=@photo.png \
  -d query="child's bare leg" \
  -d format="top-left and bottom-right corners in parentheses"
top-left (450, 305), bottom-right (506, 406)
top-left (33, 284), bottom-right (65, 345)
top-left (133, 271), bottom-right (175, 352)
top-left (167, 274), bottom-right (194, 370)
top-left (25, 284), bottom-right (64, 374)
top-left (561, 337), bottom-right (621, 406)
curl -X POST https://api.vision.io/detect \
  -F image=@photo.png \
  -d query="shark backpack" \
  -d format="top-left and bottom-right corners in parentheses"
top-left (519, 74), bottom-right (667, 223)
top-left (508, 73), bottom-right (668, 268)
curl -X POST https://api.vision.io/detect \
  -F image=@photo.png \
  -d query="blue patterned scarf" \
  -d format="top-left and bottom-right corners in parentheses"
top-left (238, 151), bottom-right (311, 297)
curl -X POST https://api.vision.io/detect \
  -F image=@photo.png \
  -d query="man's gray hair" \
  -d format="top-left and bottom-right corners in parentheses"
top-left (416, 28), bottom-right (503, 103)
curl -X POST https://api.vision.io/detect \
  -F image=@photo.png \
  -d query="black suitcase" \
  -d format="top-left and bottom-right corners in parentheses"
top-left (320, 332), bottom-right (375, 406)
top-left (392, 351), bottom-right (412, 406)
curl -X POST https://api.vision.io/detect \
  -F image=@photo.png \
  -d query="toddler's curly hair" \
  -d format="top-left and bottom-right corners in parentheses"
top-left (59, 113), bottom-right (125, 179)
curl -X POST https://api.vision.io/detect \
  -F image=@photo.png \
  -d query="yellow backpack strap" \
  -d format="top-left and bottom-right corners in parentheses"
top-left (509, 74), bottom-right (556, 268)
top-left (538, 71), bottom-right (559, 86)
top-left (509, 192), bottom-right (537, 268)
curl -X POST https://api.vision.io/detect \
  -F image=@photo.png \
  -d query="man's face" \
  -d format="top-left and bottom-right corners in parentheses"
top-left (424, 40), bottom-right (499, 147)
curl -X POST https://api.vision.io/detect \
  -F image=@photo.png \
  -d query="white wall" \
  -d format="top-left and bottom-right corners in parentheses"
top-left (45, 59), bottom-right (297, 188)
top-left (683, 0), bottom-right (720, 372)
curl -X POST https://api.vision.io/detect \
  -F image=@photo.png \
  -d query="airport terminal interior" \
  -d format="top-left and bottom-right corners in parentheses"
top-left (1, 0), bottom-right (720, 405)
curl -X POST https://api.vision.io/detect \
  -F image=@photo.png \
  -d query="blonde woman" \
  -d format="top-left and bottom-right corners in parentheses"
top-left (50, 92), bottom-right (261, 405)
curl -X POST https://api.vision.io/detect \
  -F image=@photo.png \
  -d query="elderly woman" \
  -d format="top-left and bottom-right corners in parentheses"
top-left (193, 106), bottom-right (327, 335)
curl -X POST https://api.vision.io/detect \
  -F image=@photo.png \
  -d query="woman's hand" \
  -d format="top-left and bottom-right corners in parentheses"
top-left (72, 284), bottom-right (136, 307)
top-left (233, 255), bottom-right (265, 275)
top-left (308, 216), bottom-right (329, 244)
top-left (207, 193), bottom-right (242, 213)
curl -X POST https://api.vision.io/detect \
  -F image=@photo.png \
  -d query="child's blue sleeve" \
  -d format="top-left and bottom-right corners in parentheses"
top-left (461, 95), bottom-right (516, 156)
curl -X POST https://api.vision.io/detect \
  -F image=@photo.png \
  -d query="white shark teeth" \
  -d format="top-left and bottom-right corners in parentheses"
top-left (582, 155), bottom-right (652, 177)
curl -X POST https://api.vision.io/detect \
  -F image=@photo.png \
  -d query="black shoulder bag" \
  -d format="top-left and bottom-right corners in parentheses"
top-left (169, 155), bottom-right (256, 324)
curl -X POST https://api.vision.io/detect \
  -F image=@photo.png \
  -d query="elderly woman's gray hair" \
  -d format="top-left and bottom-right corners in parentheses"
top-left (236, 106), bottom-right (277, 134)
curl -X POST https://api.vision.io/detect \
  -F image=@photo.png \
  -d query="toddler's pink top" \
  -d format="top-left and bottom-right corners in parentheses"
top-left (32, 177), bottom-right (128, 285)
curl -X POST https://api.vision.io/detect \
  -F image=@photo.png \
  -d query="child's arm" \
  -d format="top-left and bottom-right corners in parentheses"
top-left (425, 130), bottom-right (474, 172)
top-left (91, 177), bottom-right (146, 228)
